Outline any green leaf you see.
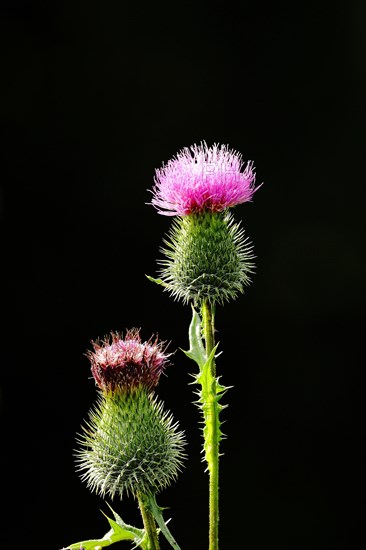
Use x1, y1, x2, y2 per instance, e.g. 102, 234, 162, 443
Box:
63, 507, 147, 550
181, 306, 207, 370
145, 275, 169, 287
146, 493, 182, 550
105, 504, 145, 540
196, 347, 217, 393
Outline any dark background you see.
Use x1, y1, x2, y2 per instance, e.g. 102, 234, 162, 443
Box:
1, 1, 365, 549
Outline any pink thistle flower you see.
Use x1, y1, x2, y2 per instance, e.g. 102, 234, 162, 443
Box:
86, 329, 170, 393
150, 141, 260, 216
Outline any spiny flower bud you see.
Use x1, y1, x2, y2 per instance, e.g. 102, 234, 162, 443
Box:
158, 210, 254, 305
76, 330, 186, 499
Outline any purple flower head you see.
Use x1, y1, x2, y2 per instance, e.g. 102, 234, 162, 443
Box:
86, 329, 170, 394
151, 141, 259, 216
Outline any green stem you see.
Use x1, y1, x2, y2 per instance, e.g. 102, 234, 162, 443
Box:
201, 299, 219, 550
137, 492, 160, 550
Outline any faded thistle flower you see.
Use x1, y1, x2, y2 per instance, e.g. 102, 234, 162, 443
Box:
76, 329, 186, 499
149, 142, 260, 306
87, 329, 169, 394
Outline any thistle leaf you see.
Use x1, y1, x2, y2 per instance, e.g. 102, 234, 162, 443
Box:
145, 275, 169, 287
183, 307, 229, 470
145, 493, 182, 550
63, 508, 147, 550
105, 504, 146, 540
181, 307, 206, 370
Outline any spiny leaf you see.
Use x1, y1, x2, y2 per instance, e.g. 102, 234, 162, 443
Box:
181, 306, 206, 369
196, 346, 218, 394
145, 275, 169, 287
105, 503, 145, 539
63, 509, 147, 550
146, 493, 182, 550
182, 308, 230, 471
216, 380, 232, 396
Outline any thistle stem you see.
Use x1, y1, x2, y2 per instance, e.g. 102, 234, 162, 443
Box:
201, 299, 219, 550
137, 492, 160, 550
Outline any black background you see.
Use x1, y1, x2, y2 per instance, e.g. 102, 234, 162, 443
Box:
1, 1, 365, 549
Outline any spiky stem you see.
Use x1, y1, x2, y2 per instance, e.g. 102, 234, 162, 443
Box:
201, 299, 219, 550
137, 492, 160, 550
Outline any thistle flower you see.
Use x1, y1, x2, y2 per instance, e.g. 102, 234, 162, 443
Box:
151, 141, 257, 216
149, 142, 260, 306
76, 329, 186, 500
86, 329, 169, 394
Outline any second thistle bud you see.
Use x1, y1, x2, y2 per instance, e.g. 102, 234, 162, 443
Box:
76, 330, 185, 499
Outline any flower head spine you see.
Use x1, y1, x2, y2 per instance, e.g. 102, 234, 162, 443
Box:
151, 141, 259, 216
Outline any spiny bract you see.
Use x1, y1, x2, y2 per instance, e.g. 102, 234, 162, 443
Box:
157, 210, 255, 305
76, 389, 186, 499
